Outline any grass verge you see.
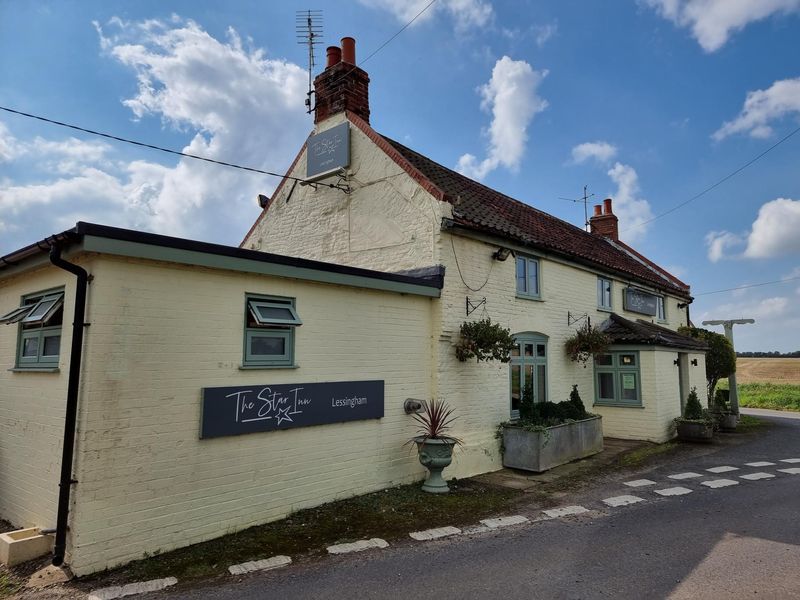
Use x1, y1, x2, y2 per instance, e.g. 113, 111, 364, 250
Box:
616, 442, 678, 468
718, 381, 800, 412
0, 569, 22, 599
82, 480, 522, 585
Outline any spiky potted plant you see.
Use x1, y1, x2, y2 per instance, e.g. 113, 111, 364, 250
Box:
407, 399, 462, 493
712, 388, 738, 432
675, 387, 714, 442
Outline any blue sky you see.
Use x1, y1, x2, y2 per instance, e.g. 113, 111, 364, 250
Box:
1, 0, 799, 351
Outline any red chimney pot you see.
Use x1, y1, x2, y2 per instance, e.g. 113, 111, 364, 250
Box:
603, 198, 613, 215
341, 37, 356, 64
593, 204, 602, 217
326, 46, 342, 68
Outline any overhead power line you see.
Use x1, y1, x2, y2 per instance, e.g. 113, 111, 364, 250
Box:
695, 275, 800, 297
622, 124, 800, 233
0, 105, 352, 190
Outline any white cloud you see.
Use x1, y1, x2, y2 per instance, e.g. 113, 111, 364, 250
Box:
699, 296, 790, 323
361, 0, 493, 31
713, 77, 800, 140
702, 198, 800, 262
533, 23, 557, 46
704, 230, 744, 262
456, 56, 547, 180
663, 264, 687, 280
571, 141, 617, 164
743, 198, 800, 258
0, 121, 20, 162
0, 17, 309, 254
606, 162, 654, 243
644, 0, 800, 52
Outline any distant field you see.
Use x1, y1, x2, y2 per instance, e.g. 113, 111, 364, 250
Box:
735, 358, 800, 385
720, 358, 800, 412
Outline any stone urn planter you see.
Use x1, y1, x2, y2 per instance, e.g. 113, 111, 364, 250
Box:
502, 415, 603, 473
676, 420, 714, 442
407, 399, 462, 493
413, 436, 458, 493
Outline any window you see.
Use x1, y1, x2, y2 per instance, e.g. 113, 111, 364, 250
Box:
509, 333, 548, 418
243, 294, 301, 367
656, 296, 666, 321
594, 351, 641, 407
1, 289, 64, 368
516, 256, 540, 298
597, 277, 612, 310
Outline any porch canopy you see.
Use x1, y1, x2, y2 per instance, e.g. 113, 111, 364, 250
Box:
601, 314, 708, 351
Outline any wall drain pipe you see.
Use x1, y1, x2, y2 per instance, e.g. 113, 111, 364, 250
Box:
49, 244, 88, 566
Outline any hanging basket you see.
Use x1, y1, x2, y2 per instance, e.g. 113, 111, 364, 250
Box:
454, 318, 514, 363
564, 322, 610, 366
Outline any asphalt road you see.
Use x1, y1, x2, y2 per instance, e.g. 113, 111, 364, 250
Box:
168, 410, 800, 600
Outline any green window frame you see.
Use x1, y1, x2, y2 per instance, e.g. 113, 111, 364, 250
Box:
594, 351, 642, 407
243, 294, 301, 367
1, 288, 65, 368
515, 256, 541, 299
597, 277, 612, 310
656, 296, 666, 322
509, 332, 548, 419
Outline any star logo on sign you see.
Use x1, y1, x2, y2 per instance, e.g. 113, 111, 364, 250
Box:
276, 406, 294, 426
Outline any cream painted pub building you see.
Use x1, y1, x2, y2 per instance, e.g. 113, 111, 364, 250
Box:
0, 37, 706, 575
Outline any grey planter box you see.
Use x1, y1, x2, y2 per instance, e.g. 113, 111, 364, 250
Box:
502, 416, 603, 473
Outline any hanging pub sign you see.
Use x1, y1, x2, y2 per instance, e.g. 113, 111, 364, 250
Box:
200, 380, 383, 439
306, 122, 350, 179
624, 287, 658, 316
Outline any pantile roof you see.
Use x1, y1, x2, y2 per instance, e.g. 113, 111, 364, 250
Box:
602, 313, 707, 350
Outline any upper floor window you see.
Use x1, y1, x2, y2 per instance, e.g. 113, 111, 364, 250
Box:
516, 256, 540, 298
597, 277, 612, 310
243, 294, 302, 367
1, 289, 64, 368
656, 296, 666, 321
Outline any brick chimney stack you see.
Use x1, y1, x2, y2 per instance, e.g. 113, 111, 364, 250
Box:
313, 37, 370, 124
589, 198, 619, 240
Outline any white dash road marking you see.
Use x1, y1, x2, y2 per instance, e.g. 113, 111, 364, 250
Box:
668, 472, 703, 480
706, 466, 739, 473
326, 538, 389, 555
780, 458, 800, 463
778, 468, 800, 475
602, 495, 645, 507
543, 506, 590, 518
739, 472, 775, 481
654, 487, 693, 496
701, 479, 739, 488
481, 515, 530, 529
461, 524, 491, 535
745, 461, 776, 467
624, 479, 657, 487
409, 526, 461, 541
88, 578, 178, 600
228, 555, 291, 575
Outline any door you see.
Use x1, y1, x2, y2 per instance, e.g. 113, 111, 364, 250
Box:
510, 333, 548, 419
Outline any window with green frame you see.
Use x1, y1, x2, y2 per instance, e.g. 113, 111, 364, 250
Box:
0, 288, 65, 368
509, 333, 548, 418
515, 255, 540, 298
243, 294, 302, 367
594, 351, 641, 407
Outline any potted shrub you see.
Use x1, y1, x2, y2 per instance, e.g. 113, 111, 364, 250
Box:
407, 399, 462, 493
501, 384, 603, 472
675, 387, 714, 442
712, 388, 738, 432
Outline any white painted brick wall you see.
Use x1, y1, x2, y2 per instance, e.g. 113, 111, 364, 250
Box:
0, 262, 86, 530
65, 257, 436, 575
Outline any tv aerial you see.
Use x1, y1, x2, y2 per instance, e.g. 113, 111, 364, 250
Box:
296, 9, 324, 115
558, 185, 595, 231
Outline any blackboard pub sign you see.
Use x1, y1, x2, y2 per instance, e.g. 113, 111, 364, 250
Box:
623, 287, 658, 317
200, 380, 384, 439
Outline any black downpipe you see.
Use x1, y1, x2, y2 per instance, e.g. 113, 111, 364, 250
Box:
48, 245, 88, 567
